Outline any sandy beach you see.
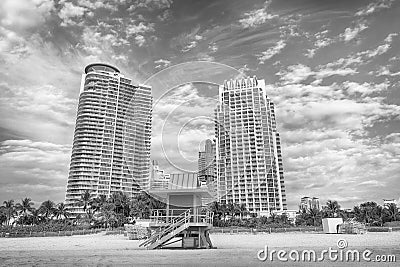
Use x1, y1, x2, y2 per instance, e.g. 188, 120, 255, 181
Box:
0, 232, 399, 266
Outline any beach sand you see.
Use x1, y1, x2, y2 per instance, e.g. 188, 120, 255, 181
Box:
0, 232, 399, 266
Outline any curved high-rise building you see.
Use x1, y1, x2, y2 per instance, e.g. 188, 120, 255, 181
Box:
215, 76, 286, 216
65, 63, 152, 214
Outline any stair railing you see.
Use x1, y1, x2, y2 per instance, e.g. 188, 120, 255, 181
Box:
140, 209, 191, 248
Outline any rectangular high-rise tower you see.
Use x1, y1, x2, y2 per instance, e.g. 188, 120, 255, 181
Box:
198, 139, 216, 184
215, 76, 286, 216
65, 63, 152, 214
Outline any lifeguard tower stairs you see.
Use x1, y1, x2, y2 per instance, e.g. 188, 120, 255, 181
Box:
139, 174, 214, 249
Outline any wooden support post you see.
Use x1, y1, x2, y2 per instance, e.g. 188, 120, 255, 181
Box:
198, 229, 201, 248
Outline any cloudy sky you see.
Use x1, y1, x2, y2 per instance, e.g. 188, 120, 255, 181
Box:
0, 0, 399, 209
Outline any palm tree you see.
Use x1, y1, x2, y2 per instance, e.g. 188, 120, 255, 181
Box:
226, 203, 236, 218
77, 190, 92, 214
100, 202, 117, 228
110, 191, 128, 215
16, 198, 34, 224
91, 195, 107, 213
209, 201, 222, 225
308, 207, 322, 226
109, 191, 132, 226
238, 203, 248, 220
16, 198, 34, 215
39, 200, 56, 220
385, 203, 399, 222
149, 195, 166, 211
268, 212, 277, 224
53, 203, 71, 220
357, 202, 382, 225
276, 213, 290, 225
3, 200, 16, 226
0, 207, 7, 225
324, 200, 341, 218
130, 192, 154, 219
30, 208, 42, 225
219, 203, 228, 221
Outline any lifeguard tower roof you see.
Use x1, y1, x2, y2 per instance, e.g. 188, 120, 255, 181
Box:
149, 172, 213, 198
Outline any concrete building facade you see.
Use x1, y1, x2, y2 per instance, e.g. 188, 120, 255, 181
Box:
215, 76, 286, 216
65, 63, 152, 213
198, 139, 216, 184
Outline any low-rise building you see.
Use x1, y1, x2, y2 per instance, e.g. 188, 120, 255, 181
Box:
383, 199, 397, 208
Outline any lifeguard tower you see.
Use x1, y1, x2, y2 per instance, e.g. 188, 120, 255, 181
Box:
139, 174, 214, 249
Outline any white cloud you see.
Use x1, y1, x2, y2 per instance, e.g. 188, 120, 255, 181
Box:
282, 131, 399, 207
356, 33, 397, 58
278, 61, 360, 85
0, 0, 54, 32
126, 22, 155, 36
355, 0, 395, 16
181, 35, 203, 52
304, 29, 332, 57
125, 22, 155, 47
128, 0, 173, 11
0, 139, 71, 203
208, 42, 218, 53
171, 26, 204, 53
271, 79, 400, 207
258, 40, 286, 64
58, 2, 88, 26
78, 27, 129, 62
269, 81, 400, 134
314, 67, 358, 79
343, 81, 389, 96
340, 23, 368, 42
313, 32, 398, 79
196, 53, 214, 61
134, 35, 146, 46
315, 40, 331, 48
0, 82, 76, 143
182, 41, 197, 52
358, 180, 385, 187
375, 66, 400, 77
158, 9, 171, 21
77, 0, 117, 11
239, 0, 277, 28
152, 83, 217, 172
0, 26, 28, 56
154, 59, 171, 69
277, 64, 313, 84
305, 48, 316, 58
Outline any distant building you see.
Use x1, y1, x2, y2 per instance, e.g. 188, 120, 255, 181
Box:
150, 160, 170, 189
198, 139, 216, 184
383, 199, 397, 208
300, 197, 320, 211
272, 210, 298, 224
215, 76, 286, 216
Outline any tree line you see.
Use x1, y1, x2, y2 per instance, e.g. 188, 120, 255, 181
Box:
295, 200, 400, 227
1, 192, 399, 229
0, 190, 165, 229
